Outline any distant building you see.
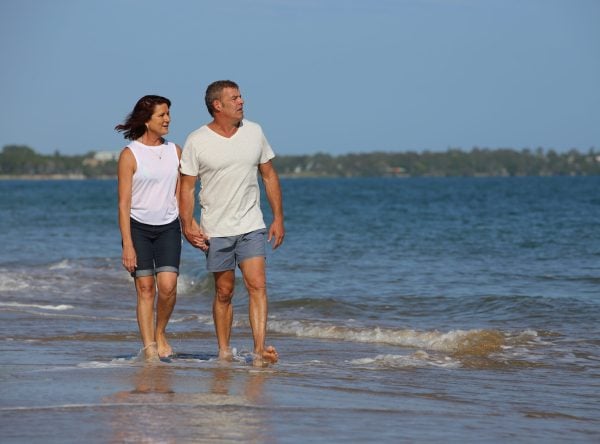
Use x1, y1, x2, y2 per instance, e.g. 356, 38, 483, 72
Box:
82, 151, 120, 167
93, 151, 120, 162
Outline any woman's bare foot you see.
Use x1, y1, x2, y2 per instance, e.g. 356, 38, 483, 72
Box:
253, 345, 278, 367
156, 334, 173, 358
218, 348, 234, 362
141, 342, 159, 362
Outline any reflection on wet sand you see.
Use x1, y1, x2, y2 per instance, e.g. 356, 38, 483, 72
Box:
105, 362, 273, 443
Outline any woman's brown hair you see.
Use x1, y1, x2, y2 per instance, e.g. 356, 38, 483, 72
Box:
115, 95, 171, 140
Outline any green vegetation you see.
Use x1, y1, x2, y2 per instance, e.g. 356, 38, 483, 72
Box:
274, 147, 600, 177
1, 144, 599, 179
0, 145, 117, 178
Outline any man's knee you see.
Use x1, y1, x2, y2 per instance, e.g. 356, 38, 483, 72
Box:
214, 271, 235, 304
215, 280, 234, 304
240, 258, 266, 294
215, 288, 234, 304
244, 276, 266, 295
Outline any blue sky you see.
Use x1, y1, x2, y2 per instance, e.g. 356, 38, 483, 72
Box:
1, 0, 598, 156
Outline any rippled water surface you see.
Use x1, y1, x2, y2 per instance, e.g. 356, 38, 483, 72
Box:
1, 177, 599, 443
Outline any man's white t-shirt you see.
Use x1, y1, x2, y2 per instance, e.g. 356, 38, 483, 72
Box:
179, 120, 275, 237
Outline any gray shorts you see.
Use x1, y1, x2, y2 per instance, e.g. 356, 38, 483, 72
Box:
205, 229, 266, 272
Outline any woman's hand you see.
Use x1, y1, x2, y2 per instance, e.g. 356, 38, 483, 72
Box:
122, 244, 137, 273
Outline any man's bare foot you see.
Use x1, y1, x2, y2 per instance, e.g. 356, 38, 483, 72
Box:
156, 334, 173, 358
253, 345, 278, 367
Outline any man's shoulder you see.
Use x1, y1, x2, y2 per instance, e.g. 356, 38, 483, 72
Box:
241, 119, 262, 131
184, 125, 218, 150
239, 119, 264, 135
186, 124, 212, 139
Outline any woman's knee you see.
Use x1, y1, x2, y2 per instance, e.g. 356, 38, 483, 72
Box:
157, 273, 177, 299
136, 278, 156, 301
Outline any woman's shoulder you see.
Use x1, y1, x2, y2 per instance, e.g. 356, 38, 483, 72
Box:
165, 140, 182, 159
119, 144, 135, 160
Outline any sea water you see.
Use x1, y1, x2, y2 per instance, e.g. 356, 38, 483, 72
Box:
0, 177, 599, 443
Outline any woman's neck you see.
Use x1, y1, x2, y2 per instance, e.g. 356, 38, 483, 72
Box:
138, 132, 163, 146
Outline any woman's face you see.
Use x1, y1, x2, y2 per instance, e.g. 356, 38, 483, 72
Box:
146, 103, 171, 136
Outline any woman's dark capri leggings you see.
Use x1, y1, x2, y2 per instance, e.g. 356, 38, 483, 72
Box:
129, 217, 182, 278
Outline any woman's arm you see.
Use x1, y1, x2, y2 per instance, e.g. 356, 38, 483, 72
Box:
117, 148, 137, 273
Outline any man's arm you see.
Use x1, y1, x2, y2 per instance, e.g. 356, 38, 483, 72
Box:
259, 160, 285, 249
179, 174, 208, 251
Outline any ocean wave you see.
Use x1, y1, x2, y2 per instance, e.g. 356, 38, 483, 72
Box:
0, 301, 74, 311
268, 319, 506, 355
48, 259, 72, 270
177, 272, 214, 296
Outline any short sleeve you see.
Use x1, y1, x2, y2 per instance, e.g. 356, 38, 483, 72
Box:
179, 137, 199, 176
259, 131, 275, 164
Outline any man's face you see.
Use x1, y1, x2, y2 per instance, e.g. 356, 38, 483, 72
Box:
216, 87, 244, 121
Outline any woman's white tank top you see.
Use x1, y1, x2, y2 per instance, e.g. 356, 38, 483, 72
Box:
127, 140, 179, 225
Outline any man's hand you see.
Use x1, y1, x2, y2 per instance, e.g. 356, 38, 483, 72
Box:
267, 218, 285, 250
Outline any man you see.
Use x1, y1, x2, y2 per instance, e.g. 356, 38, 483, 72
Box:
179, 80, 284, 366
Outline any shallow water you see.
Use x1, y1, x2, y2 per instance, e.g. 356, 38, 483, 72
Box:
1, 177, 599, 443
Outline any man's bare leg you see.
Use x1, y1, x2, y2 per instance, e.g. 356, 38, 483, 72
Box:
155, 271, 177, 358
213, 270, 235, 361
135, 276, 159, 361
240, 257, 278, 366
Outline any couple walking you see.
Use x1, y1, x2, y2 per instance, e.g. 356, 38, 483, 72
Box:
116, 80, 284, 367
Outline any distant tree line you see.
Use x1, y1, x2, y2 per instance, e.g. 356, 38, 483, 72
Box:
1, 144, 599, 178
0, 145, 117, 178
274, 147, 600, 177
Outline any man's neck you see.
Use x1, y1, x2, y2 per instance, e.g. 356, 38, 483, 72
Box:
208, 118, 242, 138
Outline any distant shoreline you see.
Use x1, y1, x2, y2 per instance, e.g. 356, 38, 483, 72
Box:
1, 173, 598, 181
3, 145, 600, 178
0, 174, 114, 180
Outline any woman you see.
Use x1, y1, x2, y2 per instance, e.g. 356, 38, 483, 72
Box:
115, 95, 182, 361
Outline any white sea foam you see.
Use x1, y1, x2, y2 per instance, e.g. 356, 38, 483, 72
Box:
0, 271, 30, 292
168, 314, 213, 324
77, 359, 135, 369
350, 351, 461, 369
48, 259, 72, 270
0, 301, 74, 311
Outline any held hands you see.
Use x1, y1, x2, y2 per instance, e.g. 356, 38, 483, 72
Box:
183, 220, 210, 252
